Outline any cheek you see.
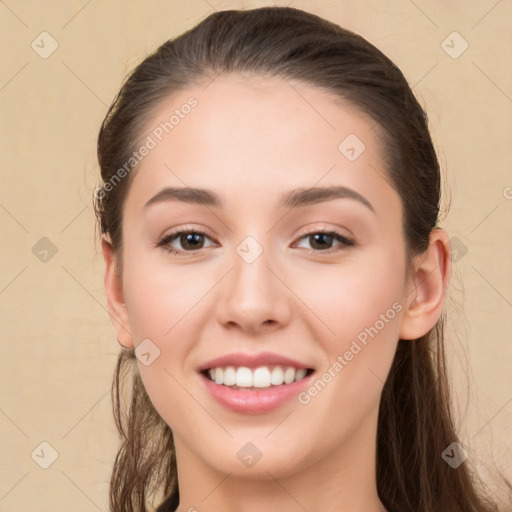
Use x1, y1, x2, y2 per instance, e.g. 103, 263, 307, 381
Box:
119, 247, 206, 411
293, 246, 406, 348
122, 245, 208, 342
293, 248, 405, 414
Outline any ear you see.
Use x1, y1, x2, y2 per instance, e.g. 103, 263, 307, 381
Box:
399, 228, 452, 340
101, 234, 134, 348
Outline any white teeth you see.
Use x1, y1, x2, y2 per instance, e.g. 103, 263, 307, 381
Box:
270, 366, 284, 385
253, 367, 271, 388
223, 366, 236, 386
236, 367, 253, 387
206, 365, 309, 388
214, 367, 224, 385
294, 368, 307, 381
283, 367, 295, 384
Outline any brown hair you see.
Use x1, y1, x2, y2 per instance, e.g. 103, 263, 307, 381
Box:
94, 6, 506, 511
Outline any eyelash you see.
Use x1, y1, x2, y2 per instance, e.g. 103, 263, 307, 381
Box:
156, 226, 355, 256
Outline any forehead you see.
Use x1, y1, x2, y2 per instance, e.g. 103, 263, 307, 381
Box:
124, 73, 398, 217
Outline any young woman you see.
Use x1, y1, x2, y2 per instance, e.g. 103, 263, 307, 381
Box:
94, 6, 506, 512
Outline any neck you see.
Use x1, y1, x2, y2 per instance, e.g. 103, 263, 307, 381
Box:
173, 412, 386, 512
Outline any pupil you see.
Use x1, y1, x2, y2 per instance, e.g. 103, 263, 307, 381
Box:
178, 233, 334, 251
183, 233, 203, 249
312, 233, 332, 250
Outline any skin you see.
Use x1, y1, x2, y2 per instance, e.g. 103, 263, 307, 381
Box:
102, 74, 451, 512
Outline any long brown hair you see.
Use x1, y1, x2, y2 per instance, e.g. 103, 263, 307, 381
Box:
94, 6, 506, 511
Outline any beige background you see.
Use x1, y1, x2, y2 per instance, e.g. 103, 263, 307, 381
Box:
1, 0, 511, 510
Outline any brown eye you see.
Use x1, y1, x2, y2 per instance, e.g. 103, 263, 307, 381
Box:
158, 230, 215, 254
178, 232, 206, 250
295, 231, 354, 254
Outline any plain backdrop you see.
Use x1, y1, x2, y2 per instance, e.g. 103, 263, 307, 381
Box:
1, 1, 511, 510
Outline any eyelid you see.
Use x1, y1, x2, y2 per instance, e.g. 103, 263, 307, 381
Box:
161, 224, 216, 240
292, 223, 354, 244
291, 229, 354, 254
157, 223, 355, 255
156, 225, 218, 252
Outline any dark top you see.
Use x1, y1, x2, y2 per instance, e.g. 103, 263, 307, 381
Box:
156, 490, 179, 512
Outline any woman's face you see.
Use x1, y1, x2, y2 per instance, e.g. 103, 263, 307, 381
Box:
107, 74, 418, 480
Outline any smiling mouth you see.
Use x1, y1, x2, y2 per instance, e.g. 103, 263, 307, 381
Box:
201, 365, 315, 389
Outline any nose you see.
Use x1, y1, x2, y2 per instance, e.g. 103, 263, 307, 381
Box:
215, 240, 292, 334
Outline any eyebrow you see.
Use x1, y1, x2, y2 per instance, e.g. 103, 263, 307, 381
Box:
144, 185, 374, 212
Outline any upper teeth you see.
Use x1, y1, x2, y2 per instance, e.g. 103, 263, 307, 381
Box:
208, 366, 308, 388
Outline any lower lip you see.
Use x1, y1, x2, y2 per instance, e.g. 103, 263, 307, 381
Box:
200, 372, 315, 414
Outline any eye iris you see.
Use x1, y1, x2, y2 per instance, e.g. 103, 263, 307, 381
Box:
181, 232, 204, 250
310, 233, 333, 250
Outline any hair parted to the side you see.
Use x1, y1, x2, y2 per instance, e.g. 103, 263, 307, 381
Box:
94, 6, 506, 512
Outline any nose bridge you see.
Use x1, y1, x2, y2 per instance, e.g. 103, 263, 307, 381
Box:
216, 233, 289, 330
232, 233, 278, 302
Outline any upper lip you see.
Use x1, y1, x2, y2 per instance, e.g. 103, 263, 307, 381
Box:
198, 352, 314, 371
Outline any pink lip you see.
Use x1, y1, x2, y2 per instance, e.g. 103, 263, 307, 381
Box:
200, 371, 315, 414
198, 351, 312, 371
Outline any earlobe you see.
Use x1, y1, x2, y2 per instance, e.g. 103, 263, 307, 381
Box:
101, 234, 134, 348
399, 228, 452, 340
